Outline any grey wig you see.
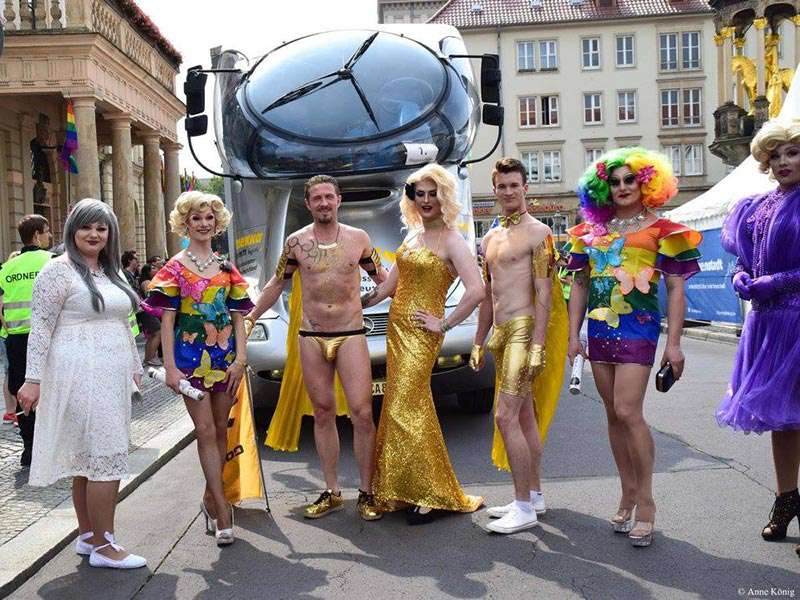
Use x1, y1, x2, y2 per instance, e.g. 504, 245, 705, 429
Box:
63, 199, 139, 313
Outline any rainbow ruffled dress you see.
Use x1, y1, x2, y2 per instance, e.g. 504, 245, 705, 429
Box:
567, 219, 701, 365
143, 258, 254, 392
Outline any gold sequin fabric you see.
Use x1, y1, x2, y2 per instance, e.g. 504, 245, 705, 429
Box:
373, 244, 483, 512
487, 315, 534, 398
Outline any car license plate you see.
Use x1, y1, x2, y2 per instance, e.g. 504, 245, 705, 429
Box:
372, 380, 386, 396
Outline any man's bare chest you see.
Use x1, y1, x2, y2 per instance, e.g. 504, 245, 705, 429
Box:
291, 238, 360, 277
486, 236, 531, 271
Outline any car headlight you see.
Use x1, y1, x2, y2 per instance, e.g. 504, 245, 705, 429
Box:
248, 323, 269, 341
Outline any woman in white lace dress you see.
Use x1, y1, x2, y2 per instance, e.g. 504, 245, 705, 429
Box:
17, 199, 146, 570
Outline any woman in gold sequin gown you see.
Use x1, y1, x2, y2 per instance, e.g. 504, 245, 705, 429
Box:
363, 164, 486, 524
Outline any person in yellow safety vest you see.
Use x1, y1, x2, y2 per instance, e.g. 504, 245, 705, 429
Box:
0, 215, 52, 467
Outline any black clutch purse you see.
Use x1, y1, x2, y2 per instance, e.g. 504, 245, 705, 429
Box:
655, 362, 676, 393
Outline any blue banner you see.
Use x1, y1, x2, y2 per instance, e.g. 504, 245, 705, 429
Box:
659, 228, 742, 324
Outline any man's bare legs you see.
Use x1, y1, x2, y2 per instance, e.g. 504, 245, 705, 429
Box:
299, 336, 340, 491
495, 391, 532, 501
592, 363, 638, 517
517, 396, 543, 493
334, 336, 376, 492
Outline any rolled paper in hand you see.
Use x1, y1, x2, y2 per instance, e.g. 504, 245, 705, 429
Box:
146, 367, 209, 402
569, 354, 585, 395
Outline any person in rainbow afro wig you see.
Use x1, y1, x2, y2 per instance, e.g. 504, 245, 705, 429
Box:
566, 146, 702, 548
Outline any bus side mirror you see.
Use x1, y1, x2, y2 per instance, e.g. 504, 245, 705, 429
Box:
480, 54, 501, 104
185, 115, 208, 137
482, 105, 503, 126
184, 66, 208, 116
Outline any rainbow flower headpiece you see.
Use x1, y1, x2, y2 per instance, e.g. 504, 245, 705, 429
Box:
576, 147, 678, 225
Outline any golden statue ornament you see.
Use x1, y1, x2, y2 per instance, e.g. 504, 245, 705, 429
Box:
731, 55, 758, 113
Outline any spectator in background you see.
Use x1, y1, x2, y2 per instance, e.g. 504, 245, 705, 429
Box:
121, 250, 140, 289
147, 255, 165, 270
137, 264, 162, 366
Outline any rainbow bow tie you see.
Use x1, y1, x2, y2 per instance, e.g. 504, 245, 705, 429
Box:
499, 211, 523, 228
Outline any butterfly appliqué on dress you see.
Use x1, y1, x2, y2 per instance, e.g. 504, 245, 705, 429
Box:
588, 284, 632, 328
613, 266, 655, 295
585, 237, 625, 275
192, 350, 227, 389
193, 289, 230, 326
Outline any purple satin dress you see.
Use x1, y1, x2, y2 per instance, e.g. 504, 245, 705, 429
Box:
716, 185, 800, 433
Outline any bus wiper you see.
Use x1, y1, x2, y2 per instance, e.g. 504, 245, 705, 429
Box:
348, 75, 380, 130
261, 71, 339, 113
344, 32, 379, 70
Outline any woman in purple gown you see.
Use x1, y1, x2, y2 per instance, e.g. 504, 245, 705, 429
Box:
717, 119, 800, 558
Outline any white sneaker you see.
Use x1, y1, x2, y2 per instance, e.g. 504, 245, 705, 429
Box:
531, 492, 547, 515
486, 501, 515, 518
75, 531, 94, 556
88, 532, 146, 569
487, 495, 546, 518
486, 505, 539, 534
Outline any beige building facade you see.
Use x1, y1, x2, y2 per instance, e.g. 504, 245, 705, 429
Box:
377, 0, 446, 23
432, 0, 728, 243
0, 0, 185, 261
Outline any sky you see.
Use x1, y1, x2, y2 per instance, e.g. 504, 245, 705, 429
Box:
135, 0, 378, 177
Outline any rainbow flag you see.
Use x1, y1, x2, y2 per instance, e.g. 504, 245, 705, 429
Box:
60, 101, 79, 174
180, 169, 196, 192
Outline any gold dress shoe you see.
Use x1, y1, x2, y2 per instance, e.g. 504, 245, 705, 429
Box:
304, 489, 343, 519
357, 490, 382, 521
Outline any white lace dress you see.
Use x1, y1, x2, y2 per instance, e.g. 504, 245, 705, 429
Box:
26, 259, 143, 486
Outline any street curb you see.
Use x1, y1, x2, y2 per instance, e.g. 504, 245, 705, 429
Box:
660, 324, 740, 346
0, 413, 196, 598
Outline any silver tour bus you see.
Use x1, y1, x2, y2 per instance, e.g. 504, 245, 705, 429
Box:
183, 25, 504, 411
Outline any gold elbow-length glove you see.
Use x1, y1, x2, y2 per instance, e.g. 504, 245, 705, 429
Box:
469, 344, 485, 371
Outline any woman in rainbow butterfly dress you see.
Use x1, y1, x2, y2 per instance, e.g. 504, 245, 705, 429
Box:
143, 191, 253, 547
566, 147, 701, 547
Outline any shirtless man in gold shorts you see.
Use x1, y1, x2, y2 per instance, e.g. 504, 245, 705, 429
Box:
246, 175, 387, 521
472, 158, 555, 534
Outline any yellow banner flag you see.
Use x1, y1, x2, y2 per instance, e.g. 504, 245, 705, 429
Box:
223, 376, 267, 506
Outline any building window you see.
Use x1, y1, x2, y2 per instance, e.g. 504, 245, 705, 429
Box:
582, 37, 600, 69
542, 151, 562, 182
659, 33, 678, 71
684, 144, 704, 175
683, 88, 702, 125
682, 31, 700, 69
663, 144, 681, 175
585, 147, 604, 167
617, 90, 636, 122
660, 89, 679, 126
521, 151, 539, 182
584, 93, 602, 124
517, 41, 536, 71
539, 40, 558, 70
519, 96, 537, 127
616, 35, 635, 67
541, 95, 559, 126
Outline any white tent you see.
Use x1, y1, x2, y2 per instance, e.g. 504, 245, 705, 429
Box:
665, 66, 800, 230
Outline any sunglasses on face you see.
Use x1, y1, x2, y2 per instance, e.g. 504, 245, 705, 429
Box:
609, 174, 637, 187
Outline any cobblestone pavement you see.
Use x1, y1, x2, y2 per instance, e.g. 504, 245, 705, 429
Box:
0, 360, 186, 546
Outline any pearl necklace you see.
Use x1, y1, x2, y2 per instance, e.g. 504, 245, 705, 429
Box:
186, 250, 217, 272
89, 267, 105, 278
608, 210, 648, 233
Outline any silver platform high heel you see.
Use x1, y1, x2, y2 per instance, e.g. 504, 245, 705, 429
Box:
611, 508, 634, 533
200, 501, 217, 535
215, 505, 235, 547
629, 521, 655, 547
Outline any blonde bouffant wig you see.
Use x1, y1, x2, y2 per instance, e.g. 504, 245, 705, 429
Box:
751, 118, 800, 173
400, 163, 462, 231
168, 191, 231, 236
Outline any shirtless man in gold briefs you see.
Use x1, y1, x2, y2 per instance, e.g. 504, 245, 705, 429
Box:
471, 157, 555, 534
246, 175, 387, 521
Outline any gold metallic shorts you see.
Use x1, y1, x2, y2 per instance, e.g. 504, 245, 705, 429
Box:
486, 315, 534, 398
299, 328, 367, 363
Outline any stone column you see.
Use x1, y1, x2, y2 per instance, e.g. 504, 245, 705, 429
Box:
18, 113, 36, 215
793, 15, 800, 70
71, 97, 101, 201
754, 17, 768, 97
714, 32, 725, 105
106, 114, 135, 251
162, 142, 182, 257
142, 133, 166, 258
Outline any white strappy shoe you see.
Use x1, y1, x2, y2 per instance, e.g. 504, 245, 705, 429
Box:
215, 505, 235, 547
88, 532, 147, 569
